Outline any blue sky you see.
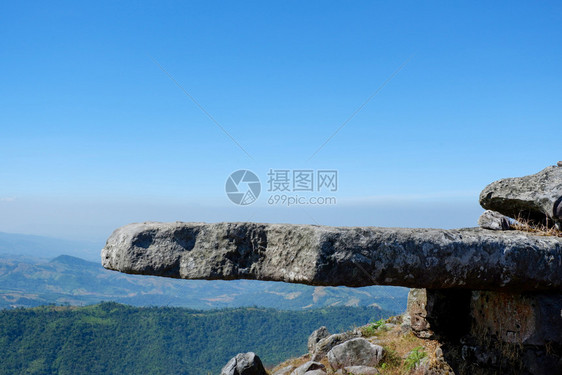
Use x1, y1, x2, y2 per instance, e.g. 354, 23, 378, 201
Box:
1, 1, 561, 245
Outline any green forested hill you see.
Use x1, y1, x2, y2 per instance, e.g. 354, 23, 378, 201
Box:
0, 302, 389, 375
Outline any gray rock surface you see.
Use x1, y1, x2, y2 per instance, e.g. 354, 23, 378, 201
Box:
291, 361, 325, 375
221, 352, 267, 375
102, 221, 562, 291
478, 210, 512, 231
400, 314, 412, 334
407, 288, 473, 342
416, 288, 562, 375
308, 326, 330, 354
480, 166, 562, 226
301, 371, 326, 375
312, 332, 360, 361
407, 288, 434, 339
272, 365, 294, 375
327, 338, 384, 370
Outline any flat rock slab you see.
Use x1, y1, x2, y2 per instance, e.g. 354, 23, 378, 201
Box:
101, 222, 562, 292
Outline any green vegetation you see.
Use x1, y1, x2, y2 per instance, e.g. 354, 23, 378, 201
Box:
361, 318, 387, 337
404, 346, 427, 371
0, 302, 389, 375
372, 318, 387, 330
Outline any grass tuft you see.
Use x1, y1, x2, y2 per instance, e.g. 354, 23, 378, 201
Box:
510, 215, 562, 237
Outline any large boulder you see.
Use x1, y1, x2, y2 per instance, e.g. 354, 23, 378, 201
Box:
327, 338, 384, 370
480, 165, 562, 227
308, 326, 330, 354
221, 352, 267, 375
312, 332, 359, 361
102, 221, 562, 292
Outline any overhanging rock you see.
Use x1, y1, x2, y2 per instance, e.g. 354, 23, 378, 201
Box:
480, 165, 562, 226
102, 221, 562, 292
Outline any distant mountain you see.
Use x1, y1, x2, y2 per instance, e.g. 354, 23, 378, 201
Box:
0, 254, 408, 312
0, 232, 101, 261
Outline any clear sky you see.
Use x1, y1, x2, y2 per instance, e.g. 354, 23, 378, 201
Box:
1, 1, 561, 245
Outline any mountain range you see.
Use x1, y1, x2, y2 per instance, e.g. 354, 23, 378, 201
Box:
0, 232, 408, 312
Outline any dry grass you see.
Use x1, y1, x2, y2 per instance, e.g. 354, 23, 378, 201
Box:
267, 354, 310, 373
375, 328, 441, 375
510, 215, 562, 237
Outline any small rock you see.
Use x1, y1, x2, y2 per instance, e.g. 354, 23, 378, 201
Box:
308, 326, 330, 354
343, 365, 380, 374
351, 327, 363, 336
384, 323, 397, 330
557, 161, 562, 167
478, 210, 511, 231
221, 352, 267, 375
327, 338, 384, 370
400, 314, 412, 334
291, 361, 326, 375
435, 346, 444, 361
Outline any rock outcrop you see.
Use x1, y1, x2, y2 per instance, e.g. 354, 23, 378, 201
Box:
308, 326, 330, 354
407, 288, 562, 374
102, 221, 562, 292
480, 165, 562, 227
102, 165, 562, 375
273, 320, 450, 375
